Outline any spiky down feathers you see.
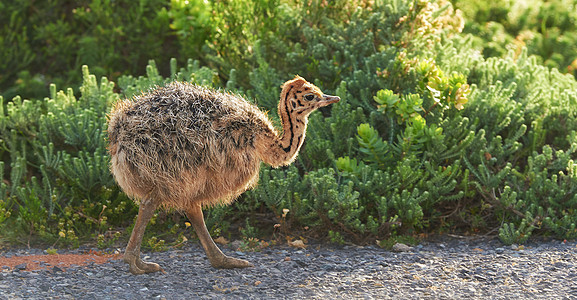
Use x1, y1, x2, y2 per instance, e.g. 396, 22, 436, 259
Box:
108, 82, 275, 208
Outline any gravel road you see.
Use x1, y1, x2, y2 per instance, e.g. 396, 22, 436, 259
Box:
1, 236, 576, 299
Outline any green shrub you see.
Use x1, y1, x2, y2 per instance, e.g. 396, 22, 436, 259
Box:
0, 0, 178, 100
454, 0, 577, 77
2, 0, 577, 247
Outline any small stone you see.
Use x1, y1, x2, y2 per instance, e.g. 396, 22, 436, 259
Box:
230, 240, 242, 249
214, 236, 229, 245
52, 266, 64, 273
293, 259, 307, 267
288, 240, 307, 249
474, 274, 487, 281
392, 243, 413, 252
14, 263, 27, 271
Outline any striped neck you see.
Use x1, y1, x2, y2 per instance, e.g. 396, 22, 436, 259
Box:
278, 84, 307, 159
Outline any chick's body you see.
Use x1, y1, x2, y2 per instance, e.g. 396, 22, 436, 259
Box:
108, 82, 275, 209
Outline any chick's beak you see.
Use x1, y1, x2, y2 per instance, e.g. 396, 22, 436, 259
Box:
318, 94, 341, 107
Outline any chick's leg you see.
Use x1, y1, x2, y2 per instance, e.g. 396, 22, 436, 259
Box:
124, 198, 164, 274
186, 203, 253, 268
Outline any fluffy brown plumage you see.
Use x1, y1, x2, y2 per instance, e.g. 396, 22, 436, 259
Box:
108, 83, 271, 208
108, 76, 339, 274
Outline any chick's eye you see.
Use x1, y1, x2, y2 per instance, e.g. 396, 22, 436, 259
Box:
304, 94, 315, 101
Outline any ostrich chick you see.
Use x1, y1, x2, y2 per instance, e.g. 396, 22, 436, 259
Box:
107, 76, 340, 274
